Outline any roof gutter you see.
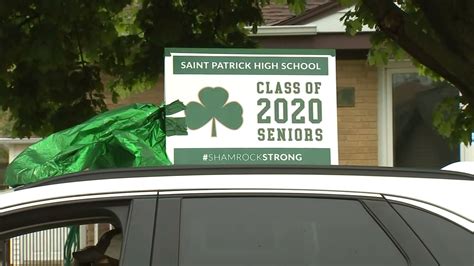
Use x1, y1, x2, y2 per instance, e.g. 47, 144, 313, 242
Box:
0, 138, 41, 145
246, 25, 317, 36
0, 138, 41, 164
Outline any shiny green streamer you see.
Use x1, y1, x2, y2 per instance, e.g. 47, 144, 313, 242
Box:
5, 101, 186, 187
64, 226, 80, 266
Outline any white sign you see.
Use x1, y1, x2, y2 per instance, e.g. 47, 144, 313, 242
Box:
165, 48, 338, 165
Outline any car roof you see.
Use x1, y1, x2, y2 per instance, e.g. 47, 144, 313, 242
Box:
442, 161, 474, 175
1, 166, 472, 230
15, 165, 474, 189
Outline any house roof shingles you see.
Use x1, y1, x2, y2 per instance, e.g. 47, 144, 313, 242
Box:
261, 0, 337, 25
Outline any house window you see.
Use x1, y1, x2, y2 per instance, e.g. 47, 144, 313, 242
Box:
391, 72, 459, 168
379, 64, 461, 168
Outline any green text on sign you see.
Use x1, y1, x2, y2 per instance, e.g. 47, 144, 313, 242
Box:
173, 56, 329, 75
174, 148, 330, 165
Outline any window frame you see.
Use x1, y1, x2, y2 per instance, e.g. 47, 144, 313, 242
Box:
377, 61, 471, 166
0, 193, 158, 266
362, 199, 438, 265
152, 191, 436, 266
385, 195, 472, 231
388, 200, 473, 265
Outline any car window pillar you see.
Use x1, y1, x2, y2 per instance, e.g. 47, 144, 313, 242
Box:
120, 197, 158, 266
362, 199, 439, 266
151, 197, 181, 266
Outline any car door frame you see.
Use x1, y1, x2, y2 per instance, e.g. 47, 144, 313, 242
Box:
0, 192, 159, 266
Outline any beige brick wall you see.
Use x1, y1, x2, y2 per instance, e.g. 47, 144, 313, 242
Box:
105, 78, 164, 109
109, 60, 380, 166
337, 60, 378, 166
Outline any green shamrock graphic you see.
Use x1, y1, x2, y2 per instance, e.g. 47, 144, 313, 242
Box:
186, 87, 243, 137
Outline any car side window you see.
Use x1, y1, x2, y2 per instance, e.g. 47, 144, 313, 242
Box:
392, 203, 473, 266
0, 197, 157, 266
4, 223, 119, 266
179, 197, 408, 266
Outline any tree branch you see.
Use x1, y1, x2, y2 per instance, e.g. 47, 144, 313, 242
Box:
361, 0, 474, 105
413, 0, 474, 64
74, 25, 87, 68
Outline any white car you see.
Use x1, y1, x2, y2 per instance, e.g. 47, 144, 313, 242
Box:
0, 166, 472, 266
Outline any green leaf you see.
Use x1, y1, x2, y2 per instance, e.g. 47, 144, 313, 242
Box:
199, 87, 229, 113
215, 102, 243, 130
185, 87, 243, 137
287, 0, 306, 14
433, 97, 473, 146
185, 102, 211, 130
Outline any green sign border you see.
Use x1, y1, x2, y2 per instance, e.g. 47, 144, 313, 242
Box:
174, 148, 331, 165
173, 55, 329, 75
166, 47, 337, 165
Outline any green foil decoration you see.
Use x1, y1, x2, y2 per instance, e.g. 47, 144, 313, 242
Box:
64, 225, 80, 266
5, 101, 186, 187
